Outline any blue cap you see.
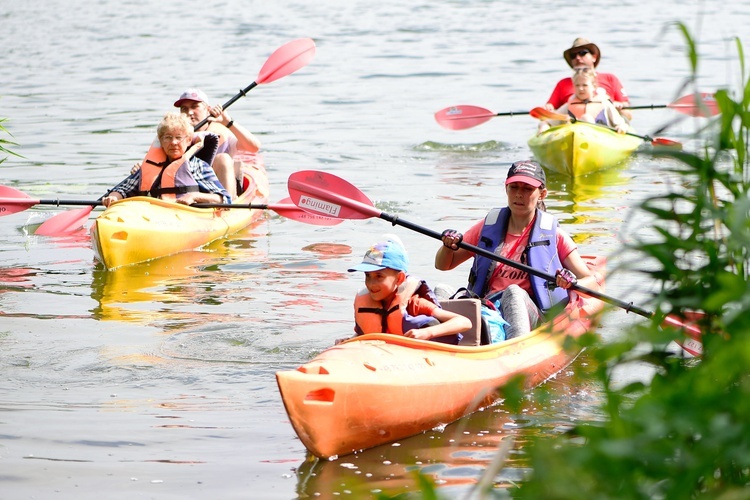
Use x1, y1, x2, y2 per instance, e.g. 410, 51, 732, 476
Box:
347, 239, 409, 273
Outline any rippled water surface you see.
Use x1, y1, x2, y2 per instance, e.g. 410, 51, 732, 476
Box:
1, 1, 748, 498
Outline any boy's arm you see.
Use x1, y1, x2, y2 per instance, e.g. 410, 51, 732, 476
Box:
403, 300, 471, 340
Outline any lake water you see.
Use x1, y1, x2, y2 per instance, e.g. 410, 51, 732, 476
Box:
1, 1, 748, 498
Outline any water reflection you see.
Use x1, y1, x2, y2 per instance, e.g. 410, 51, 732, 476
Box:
89, 220, 272, 326
545, 162, 631, 211
0, 266, 36, 294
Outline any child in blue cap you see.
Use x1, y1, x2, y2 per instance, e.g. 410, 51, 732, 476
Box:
346, 235, 470, 344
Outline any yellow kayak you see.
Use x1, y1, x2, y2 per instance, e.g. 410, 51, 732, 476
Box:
91, 152, 269, 269
528, 121, 642, 177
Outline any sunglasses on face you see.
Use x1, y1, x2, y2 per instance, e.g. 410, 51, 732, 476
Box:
572, 49, 590, 58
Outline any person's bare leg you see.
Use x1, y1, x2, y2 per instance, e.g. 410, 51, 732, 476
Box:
211, 153, 236, 200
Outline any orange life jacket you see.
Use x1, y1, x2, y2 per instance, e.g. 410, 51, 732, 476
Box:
566, 97, 606, 122
138, 137, 205, 201
353, 276, 440, 335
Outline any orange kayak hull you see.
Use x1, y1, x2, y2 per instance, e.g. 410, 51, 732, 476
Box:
277, 256, 606, 458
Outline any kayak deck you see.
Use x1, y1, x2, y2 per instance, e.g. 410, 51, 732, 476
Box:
91, 152, 269, 269
277, 256, 606, 458
528, 121, 642, 177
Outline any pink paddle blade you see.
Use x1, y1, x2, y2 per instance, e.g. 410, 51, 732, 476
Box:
270, 197, 342, 226
0, 186, 39, 215
669, 92, 719, 117
434, 105, 495, 130
256, 38, 316, 85
287, 170, 378, 220
664, 311, 705, 357
35, 205, 94, 236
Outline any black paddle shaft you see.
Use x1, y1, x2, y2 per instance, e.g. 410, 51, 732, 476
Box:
193, 81, 259, 130
37, 199, 104, 207
377, 211, 654, 319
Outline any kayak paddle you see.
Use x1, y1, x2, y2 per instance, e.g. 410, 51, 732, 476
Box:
435, 93, 718, 131
623, 92, 719, 117
0, 186, 338, 226
193, 38, 316, 130
193, 197, 341, 226
434, 105, 532, 130
529, 107, 683, 148
35, 37, 317, 237
286, 169, 703, 338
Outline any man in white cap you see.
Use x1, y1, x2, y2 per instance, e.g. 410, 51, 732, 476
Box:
543, 38, 631, 121
174, 88, 262, 199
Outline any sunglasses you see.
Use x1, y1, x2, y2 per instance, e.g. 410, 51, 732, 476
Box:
571, 49, 590, 58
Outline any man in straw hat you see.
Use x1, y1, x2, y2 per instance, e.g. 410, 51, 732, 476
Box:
543, 37, 631, 120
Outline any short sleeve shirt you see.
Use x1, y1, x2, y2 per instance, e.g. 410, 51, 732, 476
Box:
463, 217, 578, 296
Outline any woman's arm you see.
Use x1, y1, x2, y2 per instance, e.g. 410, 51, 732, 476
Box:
435, 244, 473, 270
560, 249, 602, 292
102, 170, 142, 207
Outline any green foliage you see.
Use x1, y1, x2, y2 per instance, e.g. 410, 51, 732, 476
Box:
0, 117, 23, 164
511, 27, 750, 498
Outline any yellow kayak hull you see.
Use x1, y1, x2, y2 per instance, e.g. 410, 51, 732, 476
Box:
528, 122, 642, 177
91, 153, 269, 269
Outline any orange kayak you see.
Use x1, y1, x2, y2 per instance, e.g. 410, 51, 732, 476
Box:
276, 256, 606, 459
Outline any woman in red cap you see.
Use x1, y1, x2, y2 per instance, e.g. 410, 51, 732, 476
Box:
435, 160, 602, 340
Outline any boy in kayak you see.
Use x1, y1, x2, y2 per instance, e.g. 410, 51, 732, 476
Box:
544, 37, 632, 121
435, 160, 602, 339
345, 235, 471, 344
537, 68, 629, 134
102, 112, 230, 207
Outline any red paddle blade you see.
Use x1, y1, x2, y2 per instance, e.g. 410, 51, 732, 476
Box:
651, 137, 683, 149
434, 105, 496, 130
270, 197, 342, 226
669, 92, 719, 117
35, 205, 94, 236
663, 311, 705, 357
0, 186, 39, 215
287, 170, 378, 220
529, 107, 568, 121
256, 38, 316, 85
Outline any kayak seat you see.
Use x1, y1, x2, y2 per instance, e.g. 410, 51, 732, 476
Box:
441, 298, 485, 346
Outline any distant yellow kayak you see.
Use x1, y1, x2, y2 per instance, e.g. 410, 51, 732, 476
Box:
91, 153, 269, 270
528, 121, 642, 177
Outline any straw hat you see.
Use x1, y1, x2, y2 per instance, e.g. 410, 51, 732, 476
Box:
563, 38, 601, 68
